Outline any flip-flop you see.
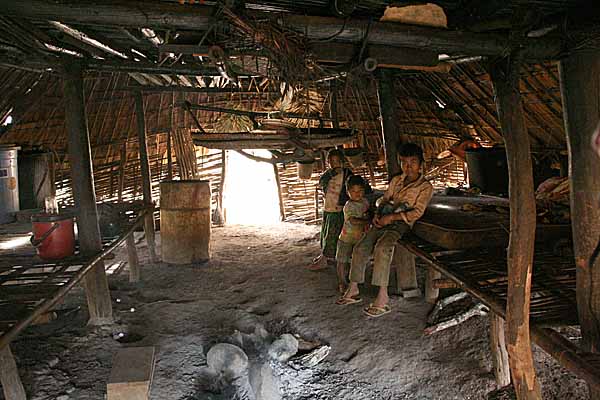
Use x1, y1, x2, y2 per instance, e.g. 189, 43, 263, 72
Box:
307, 262, 328, 271
335, 294, 363, 306
363, 303, 391, 318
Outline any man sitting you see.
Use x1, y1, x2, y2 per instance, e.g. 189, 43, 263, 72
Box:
336, 143, 434, 318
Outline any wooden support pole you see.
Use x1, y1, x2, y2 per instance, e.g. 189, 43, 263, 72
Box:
126, 232, 140, 283
330, 80, 340, 130
559, 49, 600, 399
425, 267, 442, 304
63, 60, 113, 325
273, 163, 285, 221
167, 93, 174, 181
489, 56, 541, 399
134, 90, 158, 263
376, 69, 401, 179
490, 313, 511, 387
394, 244, 421, 298
215, 150, 227, 224
117, 142, 127, 202
0, 345, 26, 400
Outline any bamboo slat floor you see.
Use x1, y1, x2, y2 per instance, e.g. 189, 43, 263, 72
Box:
399, 233, 600, 389
0, 206, 146, 349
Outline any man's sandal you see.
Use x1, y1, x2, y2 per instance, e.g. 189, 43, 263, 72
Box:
363, 304, 391, 318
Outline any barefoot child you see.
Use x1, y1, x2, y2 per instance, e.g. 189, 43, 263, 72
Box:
335, 175, 370, 293
308, 149, 354, 271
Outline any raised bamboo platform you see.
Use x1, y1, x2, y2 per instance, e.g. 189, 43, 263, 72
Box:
399, 233, 600, 390
0, 206, 147, 351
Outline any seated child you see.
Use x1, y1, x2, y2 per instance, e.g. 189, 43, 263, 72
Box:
335, 175, 370, 293
336, 143, 434, 318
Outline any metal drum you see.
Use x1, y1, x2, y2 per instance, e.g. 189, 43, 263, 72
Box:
0, 147, 20, 224
160, 180, 211, 264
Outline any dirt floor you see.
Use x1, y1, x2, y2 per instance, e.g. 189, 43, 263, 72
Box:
2, 223, 589, 399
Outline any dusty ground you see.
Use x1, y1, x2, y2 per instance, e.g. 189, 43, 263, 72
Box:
2, 223, 589, 399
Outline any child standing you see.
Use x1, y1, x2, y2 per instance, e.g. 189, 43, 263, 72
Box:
335, 175, 370, 293
308, 149, 354, 271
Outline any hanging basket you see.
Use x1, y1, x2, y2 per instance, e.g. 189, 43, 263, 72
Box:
344, 148, 365, 168
297, 159, 315, 180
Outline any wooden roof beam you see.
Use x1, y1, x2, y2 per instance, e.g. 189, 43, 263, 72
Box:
0, 0, 562, 60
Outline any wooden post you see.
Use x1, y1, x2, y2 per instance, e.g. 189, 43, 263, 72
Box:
0, 345, 26, 400
126, 232, 140, 283
330, 80, 340, 129
490, 313, 511, 387
394, 244, 421, 298
273, 163, 285, 221
376, 69, 401, 178
167, 92, 174, 180
489, 56, 541, 399
425, 267, 442, 304
559, 49, 600, 398
63, 60, 113, 325
134, 91, 158, 263
117, 142, 127, 202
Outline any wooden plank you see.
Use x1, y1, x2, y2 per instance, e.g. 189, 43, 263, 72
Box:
107, 346, 155, 400
489, 56, 541, 399
63, 60, 113, 325
0, 345, 26, 400
490, 313, 511, 387
559, 49, 600, 399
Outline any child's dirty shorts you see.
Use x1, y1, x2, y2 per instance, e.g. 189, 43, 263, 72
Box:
336, 240, 355, 263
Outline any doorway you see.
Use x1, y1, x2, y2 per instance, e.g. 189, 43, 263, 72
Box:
223, 150, 281, 225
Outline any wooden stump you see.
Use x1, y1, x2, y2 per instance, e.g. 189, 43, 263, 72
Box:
394, 244, 421, 298
0, 345, 26, 400
127, 233, 140, 283
425, 267, 442, 304
490, 313, 511, 387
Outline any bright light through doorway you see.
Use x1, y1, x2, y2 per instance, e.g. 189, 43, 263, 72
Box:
223, 150, 281, 225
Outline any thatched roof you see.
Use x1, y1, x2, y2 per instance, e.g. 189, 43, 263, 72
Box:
0, 0, 592, 210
